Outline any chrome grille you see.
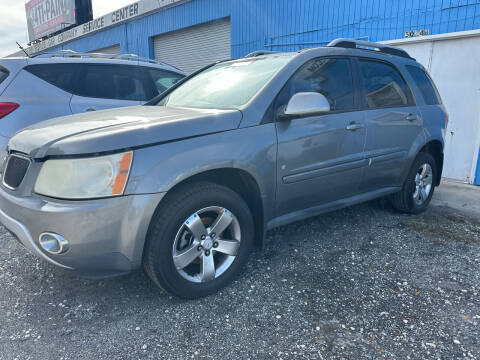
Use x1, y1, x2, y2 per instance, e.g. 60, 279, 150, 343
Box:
2, 154, 30, 190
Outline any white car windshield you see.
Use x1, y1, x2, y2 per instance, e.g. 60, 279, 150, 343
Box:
158, 56, 292, 109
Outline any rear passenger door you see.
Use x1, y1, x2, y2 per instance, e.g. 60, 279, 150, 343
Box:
357, 58, 423, 192
70, 64, 147, 113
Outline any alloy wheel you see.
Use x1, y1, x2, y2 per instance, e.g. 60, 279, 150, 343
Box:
172, 206, 241, 283
413, 163, 433, 205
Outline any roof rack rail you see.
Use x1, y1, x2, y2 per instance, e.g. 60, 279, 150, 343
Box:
245, 50, 279, 58
327, 38, 414, 60
32, 49, 182, 71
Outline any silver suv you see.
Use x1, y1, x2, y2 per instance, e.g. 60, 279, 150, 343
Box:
0, 40, 447, 299
0, 52, 184, 151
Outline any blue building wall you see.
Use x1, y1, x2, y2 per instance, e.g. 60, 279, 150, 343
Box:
476, 149, 480, 185
49, 0, 480, 184
52, 0, 480, 58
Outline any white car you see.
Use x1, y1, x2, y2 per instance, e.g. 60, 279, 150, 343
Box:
0, 51, 185, 151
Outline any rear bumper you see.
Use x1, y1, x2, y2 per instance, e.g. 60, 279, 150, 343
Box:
0, 186, 164, 277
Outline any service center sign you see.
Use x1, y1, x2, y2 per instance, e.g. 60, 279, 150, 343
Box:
28, 0, 189, 55
26, 0, 77, 42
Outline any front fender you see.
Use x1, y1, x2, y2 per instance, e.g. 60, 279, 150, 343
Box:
124, 124, 277, 222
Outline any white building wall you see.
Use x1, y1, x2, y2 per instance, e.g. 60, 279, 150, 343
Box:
385, 30, 480, 184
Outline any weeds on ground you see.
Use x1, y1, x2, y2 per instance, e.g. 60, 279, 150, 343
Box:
406, 208, 480, 245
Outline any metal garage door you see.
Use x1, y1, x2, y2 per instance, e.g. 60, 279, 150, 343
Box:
153, 18, 231, 74
90, 44, 121, 55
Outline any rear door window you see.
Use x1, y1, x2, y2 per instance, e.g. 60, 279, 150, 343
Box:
146, 69, 184, 95
24, 63, 79, 93
406, 65, 441, 105
0, 66, 9, 85
78, 64, 149, 101
359, 60, 414, 108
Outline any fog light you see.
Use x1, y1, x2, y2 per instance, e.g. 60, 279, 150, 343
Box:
39, 233, 69, 255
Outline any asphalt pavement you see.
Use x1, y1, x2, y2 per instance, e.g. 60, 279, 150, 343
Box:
0, 184, 479, 359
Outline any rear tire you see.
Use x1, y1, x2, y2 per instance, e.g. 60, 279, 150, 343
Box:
390, 152, 437, 214
143, 182, 254, 299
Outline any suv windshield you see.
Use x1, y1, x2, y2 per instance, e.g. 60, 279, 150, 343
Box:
158, 56, 292, 109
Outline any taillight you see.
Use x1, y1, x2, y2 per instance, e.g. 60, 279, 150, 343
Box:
445, 113, 449, 129
0, 103, 19, 119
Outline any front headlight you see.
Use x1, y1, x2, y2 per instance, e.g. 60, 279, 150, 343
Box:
34, 152, 133, 199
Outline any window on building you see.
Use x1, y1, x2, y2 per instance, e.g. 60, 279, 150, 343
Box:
79, 64, 148, 101
276, 57, 355, 112
359, 60, 413, 108
146, 69, 184, 96
406, 65, 441, 105
25, 64, 79, 93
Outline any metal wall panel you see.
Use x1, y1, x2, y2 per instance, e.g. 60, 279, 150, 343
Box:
386, 34, 480, 184
89, 44, 121, 55
476, 148, 480, 185
51, 23, 128, 54
49, 0, 480, 59
153, 18, 230, 73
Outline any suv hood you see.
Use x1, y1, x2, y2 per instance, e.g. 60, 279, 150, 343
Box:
8, 106, 242, 158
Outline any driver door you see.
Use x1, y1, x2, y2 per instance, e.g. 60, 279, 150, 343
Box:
275, 57, 367, 217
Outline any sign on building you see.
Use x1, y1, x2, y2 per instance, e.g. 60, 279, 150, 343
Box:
25, 0, 78, 42
405, 29, 430, 38
27, 0, 188, 55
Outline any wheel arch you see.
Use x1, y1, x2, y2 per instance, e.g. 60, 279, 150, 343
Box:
419, 139, 444, 186
403, 130, 444, 187
149, 167, 266, 250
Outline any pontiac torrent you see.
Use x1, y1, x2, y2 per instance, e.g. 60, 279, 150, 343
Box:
0, 39, 447, 298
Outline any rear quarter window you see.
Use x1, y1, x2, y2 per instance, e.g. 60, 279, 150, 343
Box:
0, 66, 9, 84
24, 63, 79, 93
78, 64, 149, 101
146, 68, 184, 96
406, 65, 442, 105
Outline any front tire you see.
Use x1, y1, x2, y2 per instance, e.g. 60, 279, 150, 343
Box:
143, 182, 254, 299
390, 152, 437, 214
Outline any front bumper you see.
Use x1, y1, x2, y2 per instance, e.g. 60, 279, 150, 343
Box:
0, 186, 164, 277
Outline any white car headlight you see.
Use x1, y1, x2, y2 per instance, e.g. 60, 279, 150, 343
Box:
34, 152, 133, 199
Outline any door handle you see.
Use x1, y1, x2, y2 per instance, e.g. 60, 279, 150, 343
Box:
86, 108, 96, 112
406, 113, 418, 122
346, 122, 365, 131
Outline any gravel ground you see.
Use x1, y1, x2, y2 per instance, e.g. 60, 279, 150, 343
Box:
0, 200, 479, 360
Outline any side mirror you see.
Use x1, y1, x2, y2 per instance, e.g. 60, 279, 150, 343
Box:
281, 92, 331, 119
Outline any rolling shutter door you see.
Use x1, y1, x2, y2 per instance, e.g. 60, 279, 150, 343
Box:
90, 44, 121, 55
153, 18, 231, 74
